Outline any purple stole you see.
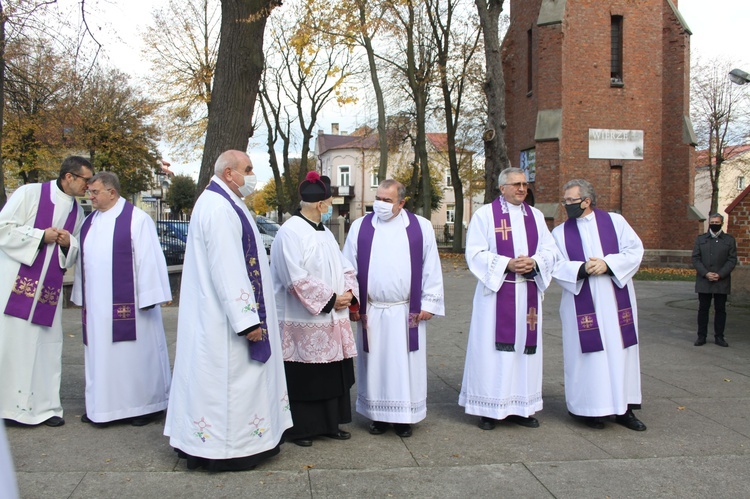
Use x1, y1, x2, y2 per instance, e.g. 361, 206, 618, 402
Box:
4, 182, 78, 326
79, 201, 137, 344
206, 181, 271, 363
491, 197, 539, 355
356, 211, 423, 353
563, 209, 638, 353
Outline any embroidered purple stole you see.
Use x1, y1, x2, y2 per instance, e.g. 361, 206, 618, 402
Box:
491, 197, 539, 355
206, 181, 271, 363
563, 209, 638, 353
5, 182, 78, 327
356, 211, 423, 353
79, 201, 137, 344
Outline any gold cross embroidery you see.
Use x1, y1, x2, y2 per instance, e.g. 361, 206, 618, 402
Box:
620, 309, 633, 323
116, 305, 132, 319
526, 307, 538, 331
494, 219, 512, 240
579, 315, 594, 329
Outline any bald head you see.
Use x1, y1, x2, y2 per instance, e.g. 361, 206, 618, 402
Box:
214, 150, 252, 176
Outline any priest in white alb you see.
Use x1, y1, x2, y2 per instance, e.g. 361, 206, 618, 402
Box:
0, 156, 92, 427
343, 179, 444, 438
165, 150, 292, 471
552, 179, 646, 431
459, 168, 560, 430
71, 171, 172, 427
270, 171, 358, 447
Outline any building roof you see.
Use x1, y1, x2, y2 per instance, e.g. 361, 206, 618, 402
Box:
317, 131, 472, 156
695, 144, 750, 168
726, 183, 750, 214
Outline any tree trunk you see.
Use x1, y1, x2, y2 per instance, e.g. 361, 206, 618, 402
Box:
358, 2, 388, 183
196, 0, 277, 196
0, 10, 7, 209
475, 0, 509, 203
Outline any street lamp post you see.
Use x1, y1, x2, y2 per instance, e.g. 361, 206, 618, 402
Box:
729, 68, 750, 86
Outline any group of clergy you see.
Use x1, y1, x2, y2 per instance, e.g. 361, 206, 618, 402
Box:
0, 153, 646, 479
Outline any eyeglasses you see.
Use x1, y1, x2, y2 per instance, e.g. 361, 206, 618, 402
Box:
70, 172, 93, 182
504, 182, 529, 190
88, 188, 112, 197
560, 197, 584, 205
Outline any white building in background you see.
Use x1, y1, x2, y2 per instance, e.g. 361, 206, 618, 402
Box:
135, 160, 174, 221
694, 144, 750, 229
315, 123, 481, 229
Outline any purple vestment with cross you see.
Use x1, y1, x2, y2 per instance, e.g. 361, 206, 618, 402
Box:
4, 181, 78, 327
491, 197, 539, 355
563, 209, 638, 354
356, 211, 423, 353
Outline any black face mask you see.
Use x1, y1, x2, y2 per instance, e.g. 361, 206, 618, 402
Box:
709, 224, 722, 234
565, 201, 585, 219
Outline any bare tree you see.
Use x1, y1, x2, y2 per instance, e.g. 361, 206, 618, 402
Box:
474, 0, 510, 203
196, 0, 281, 196
426, 0, 481, 249
258, 2, 355, 213
691, 57, 750, 214
142, 0, 220, 160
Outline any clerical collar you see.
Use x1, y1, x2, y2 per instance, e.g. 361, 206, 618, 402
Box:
294, 209, 324, 231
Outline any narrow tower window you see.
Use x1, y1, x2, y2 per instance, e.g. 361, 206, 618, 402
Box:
611, 16, 624, 86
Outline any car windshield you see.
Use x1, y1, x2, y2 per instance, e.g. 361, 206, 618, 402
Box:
256, 217, 280, 236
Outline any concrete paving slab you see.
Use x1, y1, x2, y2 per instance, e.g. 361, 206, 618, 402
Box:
309, 463, 553, 498
527, 454, 750, 499
15, 471, 85, 498
68, 470, 311, 498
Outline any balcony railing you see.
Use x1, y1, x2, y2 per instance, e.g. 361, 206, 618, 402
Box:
332, 185, 354, 197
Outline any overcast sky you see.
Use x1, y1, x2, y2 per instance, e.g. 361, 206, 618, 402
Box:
81, 0, 749, 180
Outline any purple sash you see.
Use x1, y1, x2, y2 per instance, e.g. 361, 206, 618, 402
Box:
491, 197, 539, 354
4, 182, 78, 327
79, 201, 137, 344
206, 181, 271, 363
563, 209, 638, 353
356, 211, 423, 353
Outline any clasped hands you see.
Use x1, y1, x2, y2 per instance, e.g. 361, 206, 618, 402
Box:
705, 271, 720, 282
43, 227, 72, 248
584, 257, 608, 276
507, 255, 536, 274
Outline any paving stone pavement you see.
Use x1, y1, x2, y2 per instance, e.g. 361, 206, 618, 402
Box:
5, 263, 750, 498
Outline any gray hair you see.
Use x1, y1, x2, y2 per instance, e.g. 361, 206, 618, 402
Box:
562, 178, 597, 206
497, 167, 525, 187
89, 171, 121, 194
300, 200, 318, 210
379, 179, 406, 202
708, 213, 724, 222
214, 150, 251, 176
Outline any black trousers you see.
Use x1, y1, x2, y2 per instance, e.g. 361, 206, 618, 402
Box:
697, 293, 728, 338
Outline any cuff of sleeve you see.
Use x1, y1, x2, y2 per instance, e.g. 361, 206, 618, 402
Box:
320, 293, 336, 314
238, 323, 261, 336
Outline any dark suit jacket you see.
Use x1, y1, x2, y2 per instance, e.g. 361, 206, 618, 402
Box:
692, 231, 737, 294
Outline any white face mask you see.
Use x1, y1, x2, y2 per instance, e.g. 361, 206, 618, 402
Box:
234, 174, 256, 197
373, 200, 396, 221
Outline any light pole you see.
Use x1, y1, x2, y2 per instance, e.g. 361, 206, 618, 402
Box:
728, 68, 750, 85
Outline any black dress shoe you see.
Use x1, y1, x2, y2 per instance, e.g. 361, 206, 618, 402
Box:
325, 429, 351, 440
394, 424, 412, 437
505, 415, 539, 428
81, 413, 109, 428
293, 438, 313, 447
569, 411, 604, 429
615, 410, 647, 431
715, 337, 729, 347
694, 336, 707, 346
43, 416, 65, 427
368, 421, 389, 435
131, 411, 163, 427
478, 417, 496, 431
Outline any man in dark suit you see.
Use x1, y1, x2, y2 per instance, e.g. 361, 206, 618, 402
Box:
692, 213, 737, 347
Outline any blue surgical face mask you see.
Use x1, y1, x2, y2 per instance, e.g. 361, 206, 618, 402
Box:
321, 203, 333, 223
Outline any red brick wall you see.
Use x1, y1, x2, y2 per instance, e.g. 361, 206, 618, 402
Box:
728, 198, 750, 265
503, 0, 701, 248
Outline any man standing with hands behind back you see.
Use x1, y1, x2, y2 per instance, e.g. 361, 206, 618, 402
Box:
692, 213, 737, 347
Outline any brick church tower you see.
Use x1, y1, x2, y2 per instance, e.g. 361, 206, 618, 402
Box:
502, 0, 702, 251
